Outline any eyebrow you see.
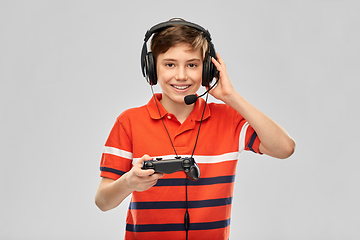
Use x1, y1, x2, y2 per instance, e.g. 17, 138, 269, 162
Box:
187, 58, 202, 62
162, 58, 201, 62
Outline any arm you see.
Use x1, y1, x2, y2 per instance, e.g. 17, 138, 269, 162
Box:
210, 53, 295, 159
95, 155, 164, 211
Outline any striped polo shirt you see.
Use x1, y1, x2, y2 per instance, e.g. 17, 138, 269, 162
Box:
100, 93, 261, 240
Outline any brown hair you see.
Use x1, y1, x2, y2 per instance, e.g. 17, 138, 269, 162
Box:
150, 23, 209, 62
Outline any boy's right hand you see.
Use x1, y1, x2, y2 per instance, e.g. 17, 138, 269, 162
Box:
124, 154, 164, 192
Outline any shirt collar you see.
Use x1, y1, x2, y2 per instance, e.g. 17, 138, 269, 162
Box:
147, 93, 210, 121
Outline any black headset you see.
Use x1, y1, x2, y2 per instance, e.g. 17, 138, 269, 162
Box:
141, 19, 218, 87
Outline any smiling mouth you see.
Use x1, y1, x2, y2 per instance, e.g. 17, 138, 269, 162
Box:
172, 85, 191, 90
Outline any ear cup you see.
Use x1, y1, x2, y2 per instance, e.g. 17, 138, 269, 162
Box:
202, 56, 216, 87
145, 52, 157, 85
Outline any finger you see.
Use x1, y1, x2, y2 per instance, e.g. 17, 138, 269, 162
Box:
152, 172, 164, 179
216, 53, 226, 70
138, 179, 159, 192
211, 57, 222, 71
139, 154, 153, 162
216, 52, 222, 62
135, 154, 153, 167
211, 56, 220, 65
148, 173, 164, 183
141, 170, 164, 179
136, 168, 155, 177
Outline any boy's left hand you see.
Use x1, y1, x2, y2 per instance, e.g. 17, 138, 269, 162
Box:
208, 53, 236, 103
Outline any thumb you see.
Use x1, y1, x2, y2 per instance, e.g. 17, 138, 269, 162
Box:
136, 154, 153, 165
136, 154, 155, 176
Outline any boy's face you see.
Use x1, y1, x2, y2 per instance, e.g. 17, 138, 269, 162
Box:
156, 43, 203, 105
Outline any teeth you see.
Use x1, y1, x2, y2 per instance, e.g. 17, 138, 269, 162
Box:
173, 85, 190, 90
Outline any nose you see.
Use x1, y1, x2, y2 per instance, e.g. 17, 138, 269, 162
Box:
175, 66, 188, 80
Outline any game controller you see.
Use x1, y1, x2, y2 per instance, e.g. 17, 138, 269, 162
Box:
141, 157, 200, 181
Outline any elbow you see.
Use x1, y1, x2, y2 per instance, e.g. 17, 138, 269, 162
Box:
95, 195, 111, 212
95, 200, 111, 212
261, 137, 296, 159
279, 138, 296, 159
95, 198, 106, 212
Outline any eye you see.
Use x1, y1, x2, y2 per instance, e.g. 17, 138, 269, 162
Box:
188, 63, 197, 68
166, 63, 175, 68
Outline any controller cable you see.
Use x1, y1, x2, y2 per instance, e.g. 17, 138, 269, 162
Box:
150, 86, 209, 240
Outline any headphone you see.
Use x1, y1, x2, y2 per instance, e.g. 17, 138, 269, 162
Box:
141, 19, 218, 87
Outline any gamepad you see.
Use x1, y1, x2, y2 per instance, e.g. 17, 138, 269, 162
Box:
142, 157, 200, 181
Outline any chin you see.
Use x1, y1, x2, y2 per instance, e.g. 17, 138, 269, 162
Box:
173, 96, 187, 104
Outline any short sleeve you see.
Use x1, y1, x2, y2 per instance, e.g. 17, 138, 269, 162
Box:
238, 120, 262, 155
100, 115, 133, 180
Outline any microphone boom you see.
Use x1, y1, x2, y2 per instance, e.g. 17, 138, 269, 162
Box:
183, 79, 219, 105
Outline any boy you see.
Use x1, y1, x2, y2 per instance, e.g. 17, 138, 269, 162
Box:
95, 19, 295, 240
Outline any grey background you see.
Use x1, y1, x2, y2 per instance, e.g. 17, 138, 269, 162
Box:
1, 0, 359, 239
